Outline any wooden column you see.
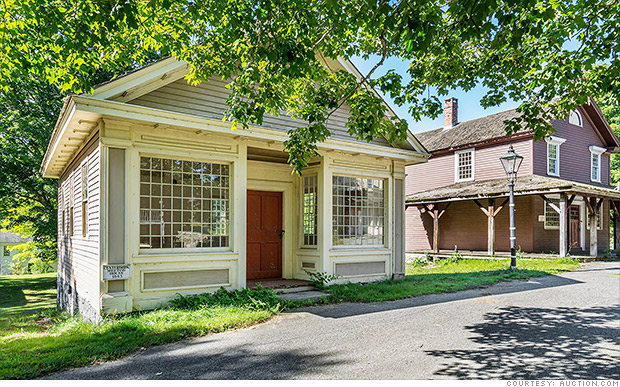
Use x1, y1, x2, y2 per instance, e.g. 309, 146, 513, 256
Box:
423, 203, 451, 253
488, 199, 495, 256
559, 193, 567, 257
585, 197, 603, 257
474, 198, 508, 256
612, 201, 620, 250
539, 194, 574, 257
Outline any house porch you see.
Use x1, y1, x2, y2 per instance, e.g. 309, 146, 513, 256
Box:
406, 175, 620, 258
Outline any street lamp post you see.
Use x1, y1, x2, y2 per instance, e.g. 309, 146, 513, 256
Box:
500, 145, 524, 270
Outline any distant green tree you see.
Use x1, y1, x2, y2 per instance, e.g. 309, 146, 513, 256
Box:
0, 57, 163, 270
0, 75, 62, 267
598, 94, 620, 185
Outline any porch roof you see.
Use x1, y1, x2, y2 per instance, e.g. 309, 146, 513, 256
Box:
406, 175, 620, 205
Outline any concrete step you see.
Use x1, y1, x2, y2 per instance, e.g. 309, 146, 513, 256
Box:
273, 286, 316, 295
277, 290, 330, 302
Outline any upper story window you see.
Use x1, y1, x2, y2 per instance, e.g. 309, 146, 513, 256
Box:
546, 136, 566, 177
589, 146, 605, 183
455, 148, 474, 182
139, 156, 230, 250
332, 176, 384, 246
568, 110, 583, 127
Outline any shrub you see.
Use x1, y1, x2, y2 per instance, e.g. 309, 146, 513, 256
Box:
170, 285, 281, 312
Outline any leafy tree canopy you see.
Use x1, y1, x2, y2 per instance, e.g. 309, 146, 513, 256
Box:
1, 0, 619, 171
0, 59, 162, 266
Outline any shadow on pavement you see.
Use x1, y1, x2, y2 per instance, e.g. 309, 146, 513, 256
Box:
45, 339, 349, 380
426, 305, 620, 379
297, 273, 583, 319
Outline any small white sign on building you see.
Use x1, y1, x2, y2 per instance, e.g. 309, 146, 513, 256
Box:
102, 265, 131, 280
538, 215, 546, 222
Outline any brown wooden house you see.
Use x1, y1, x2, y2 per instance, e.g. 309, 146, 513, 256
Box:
406, 97, 620, 257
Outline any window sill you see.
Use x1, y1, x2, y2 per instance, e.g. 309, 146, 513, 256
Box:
133, 250, 238, 264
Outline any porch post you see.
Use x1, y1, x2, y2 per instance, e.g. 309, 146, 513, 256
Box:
423, 203, 451, 254
611, 201, 619, 250
587, 197, 601, 257
432, 205, 440, 254
559, 193, 567, 257
488, 200, 495, 256
474, 198, 507, 256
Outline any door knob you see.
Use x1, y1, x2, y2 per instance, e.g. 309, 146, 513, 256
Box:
276, 229, 285, 240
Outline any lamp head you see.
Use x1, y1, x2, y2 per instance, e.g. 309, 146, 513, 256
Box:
500, 145, 524, 177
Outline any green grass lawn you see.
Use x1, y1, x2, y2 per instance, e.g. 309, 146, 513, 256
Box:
0, 275, 277, 380
0, 257, 581, 379
324, 257, 581, 303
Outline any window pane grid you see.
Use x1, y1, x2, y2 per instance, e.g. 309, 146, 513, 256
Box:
139, 157, 230, 249
548, 144, 558, 174
303, 175, 318, 246
332, 176, 384, 246
458, 152, 472, 180
591, 153, 600, 181
544, 200, 559, 228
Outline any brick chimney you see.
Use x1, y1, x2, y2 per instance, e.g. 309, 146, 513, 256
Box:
444, 97, 458, 129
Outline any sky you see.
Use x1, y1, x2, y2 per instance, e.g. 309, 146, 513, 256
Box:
350, 55, 521, 134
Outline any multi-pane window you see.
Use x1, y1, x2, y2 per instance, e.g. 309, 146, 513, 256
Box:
591, 153, 600, 182
590, 146, 605, 183
332, 176, 384, 246
139, 157, 230, 249
547, 143, 559, 175
546, 137, 565, 176
455, 149, 474, 182
302, 175, 318, 246
544, 200, 560, 229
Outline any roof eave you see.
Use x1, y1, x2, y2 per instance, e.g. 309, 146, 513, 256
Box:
40, 97, 77, 177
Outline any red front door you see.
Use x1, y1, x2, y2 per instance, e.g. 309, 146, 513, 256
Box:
247, 190, 283, 280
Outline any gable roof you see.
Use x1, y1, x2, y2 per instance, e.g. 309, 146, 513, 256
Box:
415, 99, 620, 154
41, 57, 429, 178
91, 56, 427, 153
415, 109, 526, 153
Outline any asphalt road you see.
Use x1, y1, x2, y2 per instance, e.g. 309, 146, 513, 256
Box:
46, 261, 620, 380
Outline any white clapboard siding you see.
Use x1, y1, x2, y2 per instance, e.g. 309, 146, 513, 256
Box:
57, 138, 101, 312
129, 77, 393, 147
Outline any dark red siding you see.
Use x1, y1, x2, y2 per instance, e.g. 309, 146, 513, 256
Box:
532, 108, 611, 187
406, 137, 533, 195
406, 196, 534, 253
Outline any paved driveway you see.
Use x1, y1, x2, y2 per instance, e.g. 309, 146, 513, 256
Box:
47, 262, 620, 379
